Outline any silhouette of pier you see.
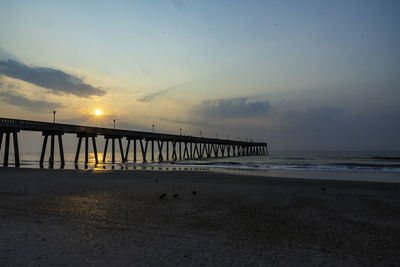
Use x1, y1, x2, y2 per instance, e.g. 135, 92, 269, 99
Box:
0, 117, 268, 168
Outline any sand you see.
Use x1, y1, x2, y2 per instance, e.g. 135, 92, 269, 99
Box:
1, 168, 400, 266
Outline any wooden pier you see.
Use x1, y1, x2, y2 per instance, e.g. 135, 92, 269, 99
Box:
0, 117, 268, 168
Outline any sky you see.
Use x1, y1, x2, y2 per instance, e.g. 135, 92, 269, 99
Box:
0, 0, 399, 151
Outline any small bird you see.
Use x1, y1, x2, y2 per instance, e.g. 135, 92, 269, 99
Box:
192, 190, 197, 195
173, 194, 180, 199
159, 193, 167, 199
321, 187, 327, 192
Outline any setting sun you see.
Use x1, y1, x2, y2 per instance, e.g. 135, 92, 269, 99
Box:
94, 109, 102, 116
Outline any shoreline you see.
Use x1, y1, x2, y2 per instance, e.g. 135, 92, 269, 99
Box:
6, 164, 400, 184
1, 168, 400, 265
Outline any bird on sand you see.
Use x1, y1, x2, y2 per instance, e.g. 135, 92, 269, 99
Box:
159, 193, 167, 199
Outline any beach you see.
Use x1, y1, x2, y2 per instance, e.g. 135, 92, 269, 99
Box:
1, 168, 400, 266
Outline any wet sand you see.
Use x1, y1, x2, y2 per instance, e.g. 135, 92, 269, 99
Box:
1, 168, 400, 266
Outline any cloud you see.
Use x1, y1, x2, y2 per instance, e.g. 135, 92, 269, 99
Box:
282, 106, 344, 129
138, 83, 184, 102
0, 46, 19, 61
196, 97, 271, 118
171, 0, 186, 13
0, 59, 105, 97
263, 105, 400, 150
158, 116, 213, 127
0, 91, 64, 112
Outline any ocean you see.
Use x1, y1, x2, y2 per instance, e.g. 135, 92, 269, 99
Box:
1, 150, 399, 173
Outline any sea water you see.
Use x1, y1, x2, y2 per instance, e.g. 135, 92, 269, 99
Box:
1, 149, 399, 173
169, 151, 400, 173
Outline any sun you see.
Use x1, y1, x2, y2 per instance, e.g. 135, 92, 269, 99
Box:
94, 109, 103, 116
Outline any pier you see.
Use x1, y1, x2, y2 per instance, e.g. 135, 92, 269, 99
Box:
0, 117, 268, 168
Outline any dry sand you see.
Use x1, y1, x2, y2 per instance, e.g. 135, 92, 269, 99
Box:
1, 168, 400, 266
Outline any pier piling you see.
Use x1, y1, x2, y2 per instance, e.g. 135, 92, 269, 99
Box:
4, 132, 10, 167
75, 133, 97, 166
140, 139, 148, 162
166, 141, 169, 161
0, 129, 20, 167
40, 130, 63, 168
103, 135, 123, 164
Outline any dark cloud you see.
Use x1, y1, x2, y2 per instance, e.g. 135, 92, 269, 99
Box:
265, 106, 400, 150
282, 106, 344, 129
0, 59, 105, 97
0, 91, 64, 112
197, 97, 271, 118
274, 106, 346, 149
138, 83, 184, 102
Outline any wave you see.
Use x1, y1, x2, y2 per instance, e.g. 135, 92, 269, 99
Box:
332, 162, 400, 168
281, 157, 313, 160
369, 156, 400, 161
123, 161, 400, 173
259, 164, 400, 173
12, 154, 400, 173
